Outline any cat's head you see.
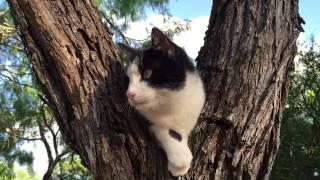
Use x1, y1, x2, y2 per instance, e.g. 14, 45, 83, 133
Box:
118, 27, 195, 110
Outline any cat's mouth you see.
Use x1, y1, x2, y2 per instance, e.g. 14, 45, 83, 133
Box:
129, 99, 148, 106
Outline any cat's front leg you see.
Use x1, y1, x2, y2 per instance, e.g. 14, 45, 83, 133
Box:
150, 125, 192, 176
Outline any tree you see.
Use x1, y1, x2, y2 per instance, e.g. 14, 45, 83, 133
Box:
271, 40, 320, 180
0, 4, 92, 179
6, 0, 303, 179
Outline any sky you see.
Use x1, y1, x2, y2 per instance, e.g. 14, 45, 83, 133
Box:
167, 0, 212, 19
167, 0, 320, 38
14, 0, 320, 177
299, 0, 320, 38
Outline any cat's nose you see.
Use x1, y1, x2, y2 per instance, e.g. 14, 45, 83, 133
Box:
126, 91, 136, 100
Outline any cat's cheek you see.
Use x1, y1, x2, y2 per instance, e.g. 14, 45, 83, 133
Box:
143, 90, 157, 104
139, 83, 156, 97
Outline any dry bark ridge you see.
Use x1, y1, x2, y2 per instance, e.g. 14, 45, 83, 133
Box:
7, 0, 302, 179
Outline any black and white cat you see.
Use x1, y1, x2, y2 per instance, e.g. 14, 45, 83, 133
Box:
118, 28, 205, 176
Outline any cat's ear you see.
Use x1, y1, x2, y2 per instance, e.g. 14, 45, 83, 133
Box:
151, 27, 175, 58
118, 43, 139, 60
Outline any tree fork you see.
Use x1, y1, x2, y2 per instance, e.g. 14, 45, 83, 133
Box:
8, 0, 302, 179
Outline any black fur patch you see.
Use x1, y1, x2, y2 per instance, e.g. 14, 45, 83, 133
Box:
121, 28, 196, 90
137, 45, 195, 90
169, 129, 182, 142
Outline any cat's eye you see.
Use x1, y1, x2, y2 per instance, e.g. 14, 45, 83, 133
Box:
143, 69, 152, 79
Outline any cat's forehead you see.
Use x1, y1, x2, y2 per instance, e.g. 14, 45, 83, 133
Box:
128, 49, 171, 74
128, 50, 158, 68
132, 55, 141, 65
141, 49, 167, 66
127, 60, 140, 76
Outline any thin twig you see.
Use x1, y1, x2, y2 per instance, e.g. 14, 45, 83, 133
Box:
101, 13, 129, 45
4, 130, 41, 142
0, 72, 35, 89
42, 106, 59, 156
100, 12, 150, 44
37, 106, 54, 165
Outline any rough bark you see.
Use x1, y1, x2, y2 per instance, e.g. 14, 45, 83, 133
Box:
193, 0, 301, 179
7, 0, 302, 179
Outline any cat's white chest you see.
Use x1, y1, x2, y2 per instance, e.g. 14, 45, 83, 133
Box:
139, 72, 205, 135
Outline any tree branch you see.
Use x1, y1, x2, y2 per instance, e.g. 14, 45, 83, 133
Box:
37, 114, 54, 166
0, 72, 35, 89
42, 106, 59, 156
4, 130, 41, 142
100, 12, 150, 45
100, 12, 129, 45
43, 150, 71, 180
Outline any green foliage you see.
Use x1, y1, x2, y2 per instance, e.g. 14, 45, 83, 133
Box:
100, 0, 169, 21
0, 161, 14, 179
271, 39, 320, 179
0, 9, 13, 24
0, 161, 40, 180
92, 0, 103, 7
15, 167, 39, 180
96, 0, 190, 47
52, 154, 92, 180
0, 46, 36, 173
0, 1, 16, 46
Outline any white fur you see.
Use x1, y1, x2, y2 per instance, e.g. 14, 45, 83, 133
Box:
127, 60, 205, 176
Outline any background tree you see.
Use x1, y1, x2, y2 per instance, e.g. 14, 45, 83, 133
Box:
0, 3, 36, 176
271, 40, 320, 180
6, 0, 303, 179
1, 1, 92, 179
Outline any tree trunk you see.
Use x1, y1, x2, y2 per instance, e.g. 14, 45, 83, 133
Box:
7, 0, 302, 179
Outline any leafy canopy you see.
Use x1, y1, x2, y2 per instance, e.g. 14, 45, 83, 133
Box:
271, 39, 320, 179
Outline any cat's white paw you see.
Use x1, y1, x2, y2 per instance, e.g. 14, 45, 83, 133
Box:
167, 150, 192, 176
